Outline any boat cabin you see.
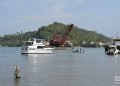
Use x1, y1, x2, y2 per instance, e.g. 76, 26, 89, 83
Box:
105, 38, 120, 55
21, 38, 54, 54
112, 38, 120, 50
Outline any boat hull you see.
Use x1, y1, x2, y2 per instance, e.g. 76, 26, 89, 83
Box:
21, 48, 54, 54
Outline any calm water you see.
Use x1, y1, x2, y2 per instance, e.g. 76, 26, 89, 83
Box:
0, 47, 120, 86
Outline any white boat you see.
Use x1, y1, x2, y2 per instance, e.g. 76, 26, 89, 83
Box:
21, 38, 55, 54
105, 38, 120, 55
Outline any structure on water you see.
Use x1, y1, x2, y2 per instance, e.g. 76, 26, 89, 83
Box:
49, 24, 74, 47
14, 66, 20, 78
104, 38, 120, 55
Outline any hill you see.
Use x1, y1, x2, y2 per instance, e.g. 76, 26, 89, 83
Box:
0, 22, 110, 47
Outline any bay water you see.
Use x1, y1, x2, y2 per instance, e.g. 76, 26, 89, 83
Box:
0, 47, 120, 86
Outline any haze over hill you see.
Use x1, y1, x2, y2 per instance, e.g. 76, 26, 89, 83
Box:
0, 22, 110, 47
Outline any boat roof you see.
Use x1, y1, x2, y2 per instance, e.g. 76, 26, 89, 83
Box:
23, 38, 44, 42
112, 38, 120, 41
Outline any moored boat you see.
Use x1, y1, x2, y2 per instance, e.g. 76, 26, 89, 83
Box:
21, 38, 55, 54
104, 38, 120, 55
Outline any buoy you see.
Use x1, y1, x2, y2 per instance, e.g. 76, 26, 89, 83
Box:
14, 66, 20, 78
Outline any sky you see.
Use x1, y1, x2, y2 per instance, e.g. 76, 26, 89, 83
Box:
0, 0, 120, 37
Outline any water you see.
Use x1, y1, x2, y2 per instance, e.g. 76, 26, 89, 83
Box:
0, 47, 120, 86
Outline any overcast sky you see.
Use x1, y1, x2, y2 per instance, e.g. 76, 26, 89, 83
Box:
0, 0, 120, 37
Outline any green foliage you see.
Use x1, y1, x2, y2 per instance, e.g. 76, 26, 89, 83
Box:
0, 22, 110, 47
0, 31, 36, 46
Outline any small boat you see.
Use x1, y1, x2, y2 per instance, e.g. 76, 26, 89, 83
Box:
72, 47, 84, 53
21, 38, 55, 54
105, 45, 119, 55
104, 38, 120, 55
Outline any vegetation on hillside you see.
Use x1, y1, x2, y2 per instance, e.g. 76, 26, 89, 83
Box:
0, 22, 110, 47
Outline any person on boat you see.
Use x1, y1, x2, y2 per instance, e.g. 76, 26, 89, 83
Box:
14, 66, 20, 78
80, 48, 81, 53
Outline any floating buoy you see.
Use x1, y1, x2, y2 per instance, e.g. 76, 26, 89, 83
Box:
14, 66, 20, 78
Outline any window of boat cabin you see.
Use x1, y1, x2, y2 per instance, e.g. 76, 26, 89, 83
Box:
37, 46, 44, 49
36, 39, 43, 43
26, 42, 33, 46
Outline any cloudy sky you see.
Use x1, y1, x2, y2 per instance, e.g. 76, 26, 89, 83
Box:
0, 0, 120, 37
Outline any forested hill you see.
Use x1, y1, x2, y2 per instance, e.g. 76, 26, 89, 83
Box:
0, 22, 110, 46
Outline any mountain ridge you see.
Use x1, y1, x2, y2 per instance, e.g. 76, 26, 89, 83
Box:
0, 22, 110, 46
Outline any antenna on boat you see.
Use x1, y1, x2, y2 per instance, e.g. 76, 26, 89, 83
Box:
116, 32, 119, 38
112, 32, 120, 39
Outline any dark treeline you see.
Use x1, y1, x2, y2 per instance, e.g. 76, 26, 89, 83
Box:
0, 22, 110, 47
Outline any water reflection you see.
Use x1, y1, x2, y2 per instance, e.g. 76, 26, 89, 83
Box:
14, 78, 20, 86
24, 54, 53, 65
22, 54, 52, 58
114, 55, 120, 75
114, 55, 120, 62
21, 54, 53, 76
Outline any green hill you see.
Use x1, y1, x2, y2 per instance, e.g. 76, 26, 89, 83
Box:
0, 22, 110, 47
